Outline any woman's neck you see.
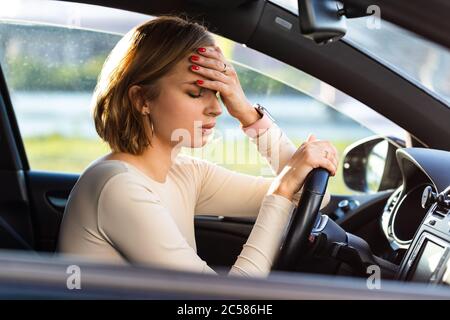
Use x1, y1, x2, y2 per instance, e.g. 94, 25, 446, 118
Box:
139, 137, 182, 183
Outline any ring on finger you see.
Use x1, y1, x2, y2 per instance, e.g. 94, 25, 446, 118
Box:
221, 62, 227, 74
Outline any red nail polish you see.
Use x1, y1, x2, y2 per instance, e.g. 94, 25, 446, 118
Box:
197, 79, 204, 85
198, 47, 206, 53
191, 65, 200, 71
190, 55, 199, 61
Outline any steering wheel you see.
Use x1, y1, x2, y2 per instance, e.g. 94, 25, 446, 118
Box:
273, 168, 330, 272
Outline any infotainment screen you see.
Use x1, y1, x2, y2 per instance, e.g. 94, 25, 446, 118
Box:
409, 239, 446, 283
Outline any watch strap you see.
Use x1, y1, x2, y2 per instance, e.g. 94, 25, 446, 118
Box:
242, 104, 274, 139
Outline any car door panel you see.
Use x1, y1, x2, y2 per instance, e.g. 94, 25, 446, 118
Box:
25, 171, 77, 251
195, 217, 252, 271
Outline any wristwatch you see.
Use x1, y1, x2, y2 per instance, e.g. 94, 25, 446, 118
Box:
254, 103, 275, 123
242, 103, 275, 138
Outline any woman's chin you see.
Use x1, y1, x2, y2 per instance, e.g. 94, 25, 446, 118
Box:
191, 137, 209, 148
197, 131, 217, 147
189, 128, 214, 147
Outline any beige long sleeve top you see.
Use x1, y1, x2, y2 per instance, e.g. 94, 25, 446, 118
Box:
57, 122, 330, 277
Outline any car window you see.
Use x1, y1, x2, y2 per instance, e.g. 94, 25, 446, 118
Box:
0, 0, 148, 173
346, 18, 450, 106
0, 0, 406, 195
0, 22, 117, 172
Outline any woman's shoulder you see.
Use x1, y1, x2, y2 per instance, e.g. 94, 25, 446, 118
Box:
82, 159, 131, 182
76, 160, 163, 208
76, 159, 152, 196
77, 154, 215, 195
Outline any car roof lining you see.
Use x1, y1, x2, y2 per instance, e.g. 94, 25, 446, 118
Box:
342, 0, 450, 51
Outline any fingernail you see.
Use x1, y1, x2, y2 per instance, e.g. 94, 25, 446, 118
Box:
196, 79, 204, 85
198, 47, 206, 53
191, 65, 200, 71
190, 55, 199, 61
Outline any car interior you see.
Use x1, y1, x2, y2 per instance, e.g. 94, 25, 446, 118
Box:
0, 0, 449, 291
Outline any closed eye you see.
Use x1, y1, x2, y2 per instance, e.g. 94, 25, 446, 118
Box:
188, 87, 203, 98
188, 92, 202, 98
186, 88, 219, 99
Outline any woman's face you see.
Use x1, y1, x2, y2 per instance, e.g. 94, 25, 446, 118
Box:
147, 54, 222, 149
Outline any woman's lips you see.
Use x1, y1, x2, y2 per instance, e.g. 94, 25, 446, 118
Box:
200, 123, 215, 135
201, 123, 215, 129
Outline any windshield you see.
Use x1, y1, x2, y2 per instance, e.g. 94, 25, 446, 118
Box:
270, 0, 450, 106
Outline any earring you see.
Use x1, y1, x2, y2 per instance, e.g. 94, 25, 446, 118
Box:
148, 116, 154, 140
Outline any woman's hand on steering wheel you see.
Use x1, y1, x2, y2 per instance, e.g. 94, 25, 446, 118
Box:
271, 134, 338, 201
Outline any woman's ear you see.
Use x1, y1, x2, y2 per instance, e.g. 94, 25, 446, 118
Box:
128, 85, 150, 115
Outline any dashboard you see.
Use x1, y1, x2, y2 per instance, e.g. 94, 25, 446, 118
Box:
380, 148, 450, 284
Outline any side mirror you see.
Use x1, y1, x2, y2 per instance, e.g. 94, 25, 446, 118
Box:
342, 136, 404, 193
298, 0, 347, 44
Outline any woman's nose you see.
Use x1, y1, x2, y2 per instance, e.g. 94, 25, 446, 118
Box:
206, 98, 222, 117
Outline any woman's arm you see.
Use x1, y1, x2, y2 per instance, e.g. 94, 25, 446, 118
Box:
241, 109, 297, 175
243, 112, 331, 207
195, 112, 330, 217
98, 173, 214, 273
98, 172, 294, 277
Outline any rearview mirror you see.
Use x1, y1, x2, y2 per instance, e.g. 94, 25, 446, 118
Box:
342, 136, 404, 193
298, 0, 347, 44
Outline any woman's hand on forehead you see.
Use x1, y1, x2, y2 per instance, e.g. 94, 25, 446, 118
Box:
188, 45, 254, 120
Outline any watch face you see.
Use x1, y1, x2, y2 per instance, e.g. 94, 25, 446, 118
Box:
256, 104, 275, 122
256, 106, 264, 117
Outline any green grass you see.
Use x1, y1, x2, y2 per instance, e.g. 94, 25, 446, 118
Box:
24, 134, 110, 173
23, 135, 353, 194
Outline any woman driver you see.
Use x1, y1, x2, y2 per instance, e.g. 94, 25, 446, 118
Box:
57, 15, 338, 277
